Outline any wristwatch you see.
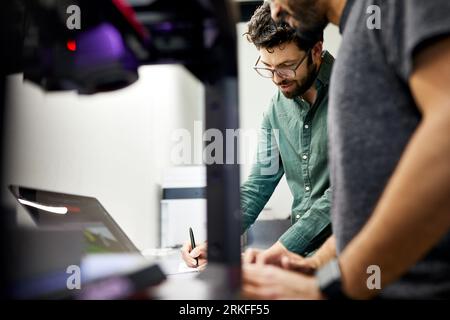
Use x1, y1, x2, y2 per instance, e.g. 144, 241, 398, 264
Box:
315, 258, 350, 299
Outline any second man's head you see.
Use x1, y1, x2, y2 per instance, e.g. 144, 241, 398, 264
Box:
247, 2, 323, 99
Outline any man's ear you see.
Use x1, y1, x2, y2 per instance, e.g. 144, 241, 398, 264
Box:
312, 41, 323, 62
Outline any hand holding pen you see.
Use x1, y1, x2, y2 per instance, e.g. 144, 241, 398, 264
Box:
181, 228, 208, 269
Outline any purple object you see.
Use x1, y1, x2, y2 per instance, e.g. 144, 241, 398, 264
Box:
75, 22, 137, 70
68, 22, 139, 93
155, 22, 175, 32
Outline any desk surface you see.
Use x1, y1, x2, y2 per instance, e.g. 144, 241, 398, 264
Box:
141, 249, 240, 299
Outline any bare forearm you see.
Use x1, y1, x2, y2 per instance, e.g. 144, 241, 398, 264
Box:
339, 108, 450, 299
311, 235, 336, 267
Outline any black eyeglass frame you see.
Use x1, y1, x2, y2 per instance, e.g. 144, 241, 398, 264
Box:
253, 49, 311, 79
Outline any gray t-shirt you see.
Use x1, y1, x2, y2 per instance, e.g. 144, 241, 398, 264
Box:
330, 0, 450, 298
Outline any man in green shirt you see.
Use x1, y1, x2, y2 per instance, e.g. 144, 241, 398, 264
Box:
182, 2, 333, 268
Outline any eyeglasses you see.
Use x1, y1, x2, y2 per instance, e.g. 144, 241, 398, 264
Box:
253, 50, 311, 79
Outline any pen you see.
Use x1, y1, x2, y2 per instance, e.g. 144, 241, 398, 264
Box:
189, 227, 198, 266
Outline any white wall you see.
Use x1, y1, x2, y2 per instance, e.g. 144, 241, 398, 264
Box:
237, 22, 341, 220
2, 65, 204, 250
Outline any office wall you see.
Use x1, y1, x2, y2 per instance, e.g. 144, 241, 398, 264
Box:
237, 22, 341, 220
2, 65, 204, 250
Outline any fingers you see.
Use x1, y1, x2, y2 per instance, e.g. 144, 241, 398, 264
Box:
181, 242, 207, 267
281, 255, 291, 269
181, 240, 191, 254
255, 251, 272, 265
242, 263, 320, 300
254, 241, 289, 266
243, 248, 262, 264
189, 247, 201, 258
181, 241, 205, 267
190, 242, 207, 258
242, 264, 282, 299
290, 263, 316, 275
197, 261, 207, 271
184, 256, 198, 268
242, 264, 276, 286
280, 253, 304, 269
243, 247, 284, 266
280, 255, 317, 275
255, 249, 285, 266
242, 265, 265, 288
242, 283, 279, 300
194, 257, 207, 268
181, 241, 197, 267
284, 250, 305, 262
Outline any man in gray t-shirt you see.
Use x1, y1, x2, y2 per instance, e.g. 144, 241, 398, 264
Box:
242, 0, 450, 299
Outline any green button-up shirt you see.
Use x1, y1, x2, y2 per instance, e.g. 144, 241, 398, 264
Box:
241, 51, 334, 255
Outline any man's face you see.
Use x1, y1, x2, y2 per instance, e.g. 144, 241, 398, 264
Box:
259, 42, 318, 99
270, 0, 329, 40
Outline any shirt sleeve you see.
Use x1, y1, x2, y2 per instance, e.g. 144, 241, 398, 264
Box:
389, 0, 450, 82
279, 188, 332, 255
240, 105, 284, 233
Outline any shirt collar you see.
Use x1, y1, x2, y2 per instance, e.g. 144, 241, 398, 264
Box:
315, 50, 334, 88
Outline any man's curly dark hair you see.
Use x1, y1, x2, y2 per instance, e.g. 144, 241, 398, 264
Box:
245, 1, 322, 52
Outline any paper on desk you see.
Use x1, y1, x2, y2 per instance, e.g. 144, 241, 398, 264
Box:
176, 262, 199, 274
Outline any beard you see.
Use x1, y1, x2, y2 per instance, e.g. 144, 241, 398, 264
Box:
277, 61, 319, 99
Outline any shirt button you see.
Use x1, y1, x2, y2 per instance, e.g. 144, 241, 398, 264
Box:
305, 186, 310, 191
296, 214, 300, 219
302, 154, 308, 160
304, 124, 309, 129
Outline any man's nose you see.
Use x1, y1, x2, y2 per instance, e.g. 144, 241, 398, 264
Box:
270, 1, 283, 22
273, 72, 284, 84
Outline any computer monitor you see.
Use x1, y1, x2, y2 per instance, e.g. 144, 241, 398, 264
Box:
9, 185, 140, 254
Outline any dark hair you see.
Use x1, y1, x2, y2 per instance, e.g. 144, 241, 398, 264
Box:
245, 2, 322, 52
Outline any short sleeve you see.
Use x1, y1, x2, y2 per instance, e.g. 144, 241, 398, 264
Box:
399, 0, 450, 81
